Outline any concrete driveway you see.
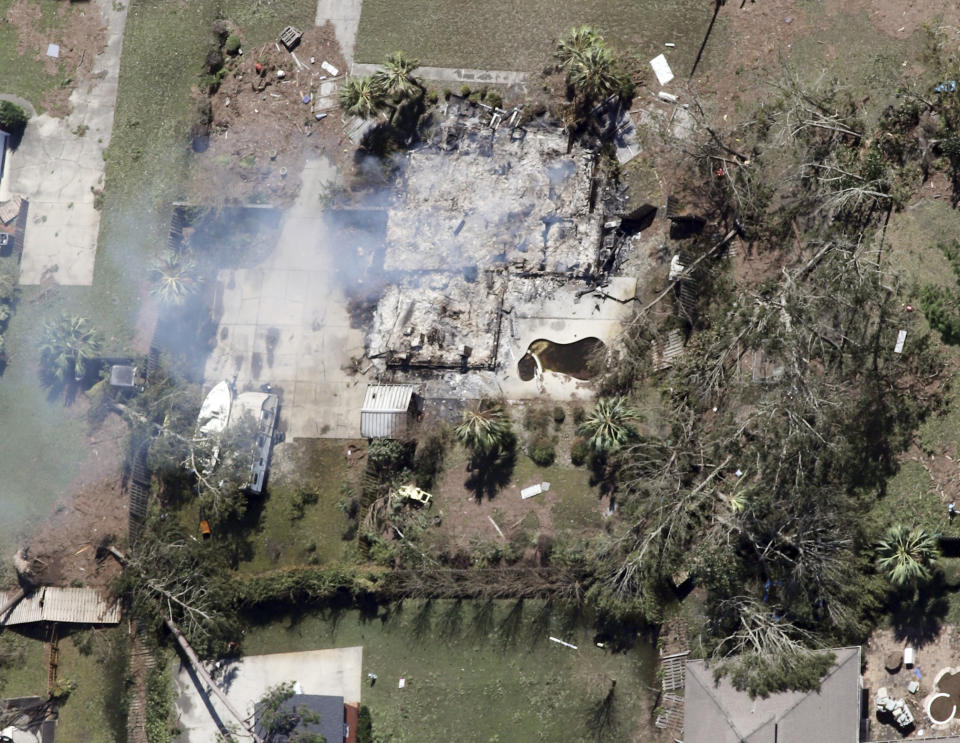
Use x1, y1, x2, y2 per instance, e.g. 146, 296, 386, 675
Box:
173, 646, 363, 743
0, 0, 127, 285
203, 157, 369, 439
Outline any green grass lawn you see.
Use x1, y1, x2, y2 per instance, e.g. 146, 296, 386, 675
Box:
355, 0, 726, 74
235, 439, 358, 574
0, 629, 47, 698
244, 600, 656, 743
55, 627, 130, 743
0, 0, 72, 111
0, 281, 92, 555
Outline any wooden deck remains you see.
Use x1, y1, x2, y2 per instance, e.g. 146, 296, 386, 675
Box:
654, 329, 685, 370
0, 587, 120, 626
660, 650, 689, 692
655, 692, 685, 732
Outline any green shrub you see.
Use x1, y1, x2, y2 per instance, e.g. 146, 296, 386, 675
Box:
485, 91, 503, 108
529, 436, 556, 466
426, 88, 439, 105
523, 405, 552, 433
0, 101, 28, 134
357, 705, 373, 743
224, 34, 241, 55
413, 428, 449, 489
570, 437, 590, 466
288, 490, 319, 520
442, 88, 452, 100
918, 284, 960, 345
468, 91, 481, 103
552, 405, 566, 425
571, 405, 586, 425
460, 84, 471, 97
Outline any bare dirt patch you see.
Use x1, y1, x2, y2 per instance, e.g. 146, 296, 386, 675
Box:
26, 410, 128, 589
188, 22, 352, 206
864, 625, 960, 739
5, 0, 107, 116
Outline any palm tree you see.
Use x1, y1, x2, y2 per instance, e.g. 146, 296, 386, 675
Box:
877, 525, 939, 587
339, 75, 385, 120
456, 401, 512, 457
554, 26, 602, 73
567, 43, 626, 101
578, 396, 640, 453
39, 312, 100, 383
151, 249, 200, 306
374, 51, 421, 101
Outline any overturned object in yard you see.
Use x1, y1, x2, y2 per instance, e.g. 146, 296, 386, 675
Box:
279, 25, 302, 50
195, 380, 279, 494
393, 484, 432, 506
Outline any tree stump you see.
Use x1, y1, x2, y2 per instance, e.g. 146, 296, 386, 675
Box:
885, 651, 903, 674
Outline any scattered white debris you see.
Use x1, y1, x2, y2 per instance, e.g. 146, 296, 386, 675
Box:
664, 42, 676, 48
46, 43, 60, 58
488, 515, 505, 540
398, 678, 406, 688
549, 637, 578, 650
310, 56, 316, 64
277, 70, 286, 79
735, 469, 743, 477
894, 329, 907, 354
321, 60, 339, 76
291, 52, 308, 71
650, 54, 674, 86
521, 482, 550, 499
669, 254, 685, 280
315, 113, 327, 121
658, 91, 678, 104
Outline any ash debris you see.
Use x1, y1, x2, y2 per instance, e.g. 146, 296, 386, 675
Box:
365, 97, 632, 375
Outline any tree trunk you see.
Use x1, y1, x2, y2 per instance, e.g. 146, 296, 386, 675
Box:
164, 617, 263, 743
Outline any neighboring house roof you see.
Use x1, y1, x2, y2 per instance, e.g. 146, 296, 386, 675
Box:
360, 385, 416, 439
255, 694, 344, 743
0, 587, 121, 626
684, 647, 861, 743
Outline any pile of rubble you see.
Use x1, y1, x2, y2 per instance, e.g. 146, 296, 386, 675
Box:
366, 98, 619, 371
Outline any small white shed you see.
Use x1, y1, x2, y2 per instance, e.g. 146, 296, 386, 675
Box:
361, 384, 418, 439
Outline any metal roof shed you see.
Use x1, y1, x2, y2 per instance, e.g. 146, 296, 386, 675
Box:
361, 384, 417, 439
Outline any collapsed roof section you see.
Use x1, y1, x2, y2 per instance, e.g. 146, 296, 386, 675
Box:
384, 103, 602, 278
368, 273, 506, 369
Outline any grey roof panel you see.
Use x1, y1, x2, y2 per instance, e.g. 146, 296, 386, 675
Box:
684, 648, 861, 743
361, 384, 416, 412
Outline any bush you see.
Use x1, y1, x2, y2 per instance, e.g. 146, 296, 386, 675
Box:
0, 100, 28, 134
485, 91, 503, 108
206, 48, 224, 73
224, 34, 241, 55
357, 705, 373, 743
288, 490, 318, 520
460, 84, 471, 97
570, 437, 590, 466
552, 405, 566, 425
426, 89, 439, 105
571, 405, 586, 425
529, 436, 556, 466
212, 19, 230, 43
413, 429, 449, 490
523, 405, 552, 433
367, 438, 411, 475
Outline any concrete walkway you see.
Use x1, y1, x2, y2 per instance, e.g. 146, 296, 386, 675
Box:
203, 157, 369, 439
173, 647, 363, 743
0, 0, 128, 286
351, 62, 527, 86
316, 0, 363, 64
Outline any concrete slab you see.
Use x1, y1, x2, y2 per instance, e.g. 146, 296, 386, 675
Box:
3, 0, 128, 285
316, 0, 363, 63
204, 157, 369, 439
351, 62, 527, 86
173, 647, 363, 743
